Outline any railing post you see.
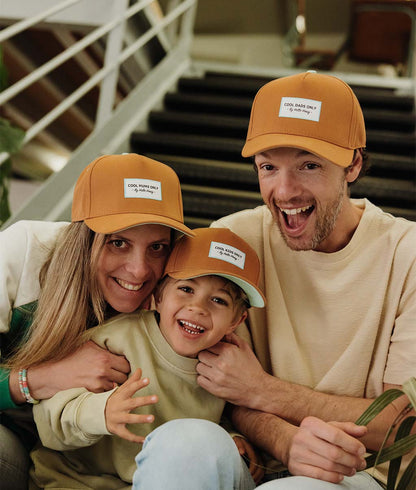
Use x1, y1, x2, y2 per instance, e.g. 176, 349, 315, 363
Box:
165, 0, 181, 44
95, 0, 129, 129
178, 0, 197, 49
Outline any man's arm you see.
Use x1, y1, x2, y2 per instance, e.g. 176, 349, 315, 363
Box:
197, 333, 413, 451
231, 405, 368, 484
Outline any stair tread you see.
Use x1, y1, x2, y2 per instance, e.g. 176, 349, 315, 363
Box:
178, 75, 415, 110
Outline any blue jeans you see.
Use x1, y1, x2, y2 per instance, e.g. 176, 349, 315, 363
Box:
256, 472, 383, 489
132, 419, 256, 490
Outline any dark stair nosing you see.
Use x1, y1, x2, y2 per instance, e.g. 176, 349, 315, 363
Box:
150, 108, 415, 137
130, 131, 244, 161
181, 183, 262, 220
131, 127, 416, 161
177, 75, 415, 111
145, 153, 259, 189
164, 93, 415, 129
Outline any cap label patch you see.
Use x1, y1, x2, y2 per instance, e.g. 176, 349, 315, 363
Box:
124, 179, 162, 200
279, 97, 321, 122
209, 241, 246, 270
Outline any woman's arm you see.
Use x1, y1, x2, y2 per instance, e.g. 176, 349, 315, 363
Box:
7, 340, 131, 405
0, 221, 67, 332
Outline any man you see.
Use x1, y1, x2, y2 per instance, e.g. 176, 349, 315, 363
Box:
197, 71, 416, 489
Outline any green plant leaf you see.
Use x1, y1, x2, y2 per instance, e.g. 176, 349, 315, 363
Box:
387, 417, 416, 489
402, 377, 416, 410
365, 434, 416, 468
0, 118, 25, 154
0, 157, 12, 224
355, 388, 404, 426
396, 454, 415, 490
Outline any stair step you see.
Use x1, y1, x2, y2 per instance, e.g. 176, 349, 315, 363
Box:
369, 153, 416, 180
178, 75, 415, 112
145, 153, 259, 192
131, 131, 243, 162
351, 176, 415, 209
163, 93, 415, 134
133, 122, 416, 161
366, 130, 416, 157
181, 183, 262, 221
164, 92, 252, 117
149, 110, 248, 139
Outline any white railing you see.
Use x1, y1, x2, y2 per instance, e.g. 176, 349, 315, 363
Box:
0, 0, 197, 225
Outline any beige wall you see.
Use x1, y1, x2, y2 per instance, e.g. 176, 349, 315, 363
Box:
194, 0, 351, 36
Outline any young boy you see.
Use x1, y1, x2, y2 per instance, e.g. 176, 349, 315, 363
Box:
29, 228, 265, 489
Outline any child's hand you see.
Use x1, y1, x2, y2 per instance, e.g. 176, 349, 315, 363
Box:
233, 436, 264, 484
105, 368, 158, 443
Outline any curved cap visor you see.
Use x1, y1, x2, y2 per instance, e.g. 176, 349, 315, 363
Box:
242, 133, 355, 167
84, 213, 193, 235
168, 270, 265, 308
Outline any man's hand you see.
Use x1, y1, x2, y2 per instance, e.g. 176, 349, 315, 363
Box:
28, 341, 131, 400
197, 333, 267, 407
233, 436, 264, 484
105, 368, 158, 443
287, 416, 367, 483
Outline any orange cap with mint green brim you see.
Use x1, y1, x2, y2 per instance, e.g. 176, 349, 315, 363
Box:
71, 153, 194, 236
242, 71, 366, 167
164, 228, 266, 308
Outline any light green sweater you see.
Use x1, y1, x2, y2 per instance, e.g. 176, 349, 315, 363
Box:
30, 311, 224, 489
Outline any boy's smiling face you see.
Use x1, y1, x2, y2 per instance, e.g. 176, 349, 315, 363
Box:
156, 276, 247, 358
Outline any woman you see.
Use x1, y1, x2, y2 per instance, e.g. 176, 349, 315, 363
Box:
2, 153, 258, 490
0, 153, 193, 489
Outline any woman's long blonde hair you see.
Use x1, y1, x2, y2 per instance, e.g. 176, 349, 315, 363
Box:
5, 221, 108, 369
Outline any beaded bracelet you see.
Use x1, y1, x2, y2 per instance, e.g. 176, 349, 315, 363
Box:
18, 369, 39, 404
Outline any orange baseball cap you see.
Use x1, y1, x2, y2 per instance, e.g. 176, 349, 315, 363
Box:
242, 71, 366, 167
72, 153, 194, 235
164, 228, 265, 308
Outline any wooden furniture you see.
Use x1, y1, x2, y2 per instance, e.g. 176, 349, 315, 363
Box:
348, 0, 416, 75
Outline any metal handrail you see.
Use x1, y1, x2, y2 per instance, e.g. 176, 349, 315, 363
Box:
0, 0, 197, 169
0, 0, 83, 43
21, 0, 195, 146
0, 0, 154, 106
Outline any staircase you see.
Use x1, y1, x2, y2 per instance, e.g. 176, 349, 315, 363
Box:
130, 71, 416, 228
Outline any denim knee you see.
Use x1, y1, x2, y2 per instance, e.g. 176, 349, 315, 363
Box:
133, 419, 254, 490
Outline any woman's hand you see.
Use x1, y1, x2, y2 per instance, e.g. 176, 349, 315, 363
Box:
105, 368, 158, 443
24, 341, 131, 401
233, 435, 264, 484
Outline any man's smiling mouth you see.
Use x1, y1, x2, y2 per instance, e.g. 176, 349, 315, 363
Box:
279, 205, 314, 229
178, 320, 205, 335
